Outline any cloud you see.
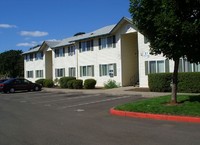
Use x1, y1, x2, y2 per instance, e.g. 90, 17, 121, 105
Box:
20, 31, 48, 37
0, 24, 17, 28
16, 41, 38, 47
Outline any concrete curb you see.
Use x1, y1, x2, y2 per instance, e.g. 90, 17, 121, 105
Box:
110, 108, 200, 123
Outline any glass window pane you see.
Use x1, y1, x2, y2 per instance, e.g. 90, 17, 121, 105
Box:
149, 61, 156, 74
157, 61, 164, 73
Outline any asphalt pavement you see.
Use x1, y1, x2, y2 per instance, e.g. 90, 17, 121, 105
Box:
0, 89, 199, 145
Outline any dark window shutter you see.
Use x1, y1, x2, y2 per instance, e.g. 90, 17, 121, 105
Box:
79, 42, 82, 53
114, 63, 117, 76
99, 64, 102, 76
113, 35, 116, 48
91, 40, 94, 51
165, 59, 169, 72
98, 38, 101, 50
145, 61, 148, 75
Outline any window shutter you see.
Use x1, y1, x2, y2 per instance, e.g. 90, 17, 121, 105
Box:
79, 42, 82, 53
98, 38, 101, 50
55, 69, 58, 77
113, 63, 117, 76
92, 65, 94, 77
165, 59, 169, 72
99, 65, 102, 76
91, 40, 94, 51
80, 66, 82, 77
113, 35, 116, 48
145, 61, 148, 75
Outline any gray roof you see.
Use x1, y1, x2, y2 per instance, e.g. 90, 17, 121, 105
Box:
44, 40, 61, 48
53, 24, 116, 48
22, 46, 40, 55
23, 17, 132, 53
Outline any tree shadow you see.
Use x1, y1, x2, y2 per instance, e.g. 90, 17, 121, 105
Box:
179, 95, 200, 104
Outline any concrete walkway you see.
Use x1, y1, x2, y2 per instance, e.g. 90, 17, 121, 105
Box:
42, 86, 170, 98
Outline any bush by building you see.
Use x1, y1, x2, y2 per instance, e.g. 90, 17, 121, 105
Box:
35, 79, 45, 86
73, 79, 83, 89
148, 72, 200, 93
84, 79, 96, 89
43, 79, 54, 88
59, 77, 76, 88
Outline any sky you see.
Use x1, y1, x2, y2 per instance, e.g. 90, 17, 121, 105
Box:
0, 0, 131, 53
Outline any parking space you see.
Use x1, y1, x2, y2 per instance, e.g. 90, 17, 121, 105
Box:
0, 91, 140, 111
1, 90, 200, 145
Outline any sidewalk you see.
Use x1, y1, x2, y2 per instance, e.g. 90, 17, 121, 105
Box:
42, 86, 170, 98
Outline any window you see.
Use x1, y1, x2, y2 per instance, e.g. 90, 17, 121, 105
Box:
145, 60, 169, 75
35, 70, 43, 78
30, 54, 33, 61
79, 40, 93, 52
55, 68, 65, 77
68, 45, 75, 56
179, 58, 200, 72
99, 35, 116, 49
55, 48, 65, 57
68, 67, 76, 77
80, 65, 94, 77
35, 52, 43, 60
99, 63, 117, 77
27, 71, 33, 78
25, 54, 30, 61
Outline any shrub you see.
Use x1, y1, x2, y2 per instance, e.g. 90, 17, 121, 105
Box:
104, 80, 119, 89
73, 79, 83, 89
84, 79, 96, 89
43, 79, 54, 88
35, 79, 45, 86
148, 72, 200, 93
178, 72, 200, 93
148, 73, 172, 92
67, 80, 75, 89
59, 77, 76, 88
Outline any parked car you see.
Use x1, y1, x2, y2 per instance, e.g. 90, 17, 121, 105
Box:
0, 78, 42, 93
0, 79, 7, 83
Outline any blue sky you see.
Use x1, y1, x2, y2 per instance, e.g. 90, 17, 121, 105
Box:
0, 0, 131, 53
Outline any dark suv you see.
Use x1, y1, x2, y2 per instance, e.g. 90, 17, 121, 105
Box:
0, 78, 42, 93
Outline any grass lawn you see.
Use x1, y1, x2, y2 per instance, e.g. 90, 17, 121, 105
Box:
115, 95, 200, 117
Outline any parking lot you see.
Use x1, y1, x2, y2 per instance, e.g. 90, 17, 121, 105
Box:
0, 90, 200, 145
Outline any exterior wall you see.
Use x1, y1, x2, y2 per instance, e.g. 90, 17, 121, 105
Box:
138, 33, 175, 87
76, 36, 122, 87
24, 54, 45, 83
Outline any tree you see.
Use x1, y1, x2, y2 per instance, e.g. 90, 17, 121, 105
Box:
130, 0, 200, 103
0, 50, 24, 78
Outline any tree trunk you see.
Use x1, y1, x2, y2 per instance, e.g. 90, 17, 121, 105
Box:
171, 59, 179, 104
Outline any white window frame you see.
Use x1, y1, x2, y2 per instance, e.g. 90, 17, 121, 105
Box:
99, 63, 117, 77
55, 68, 65, 77
145, 60, 169, 75
27, 71, 33, 78
35, 70, 43, 78
80, 65, 94, 77
68, 67, 76, 77
55, 48, 65, 58
68, 45, 75, 56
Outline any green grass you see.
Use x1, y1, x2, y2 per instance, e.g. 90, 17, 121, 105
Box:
115, 95, 200, 117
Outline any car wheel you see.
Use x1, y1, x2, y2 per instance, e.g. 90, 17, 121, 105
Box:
9, 88, 15, 93
34, 86, 40, 91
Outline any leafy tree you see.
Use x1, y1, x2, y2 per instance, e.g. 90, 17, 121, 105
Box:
130, 0, 200, 103
0, 50, 24, 78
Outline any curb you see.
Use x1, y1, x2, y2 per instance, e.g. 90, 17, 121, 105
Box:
110, 108, 200, 123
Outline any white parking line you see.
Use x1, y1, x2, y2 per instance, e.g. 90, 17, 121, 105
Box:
58, 96, 131, 109
31, 94, 100, 104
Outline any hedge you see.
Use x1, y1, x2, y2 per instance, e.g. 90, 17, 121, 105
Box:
148, 72, 200, 93
84, 79, 96, 89
73, 79, 83, 89
59, 77, 76, 88
43, 79, 54, 88
35, 79, 45, 86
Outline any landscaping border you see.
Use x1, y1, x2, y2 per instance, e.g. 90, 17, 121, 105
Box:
110, 108, 200, 123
